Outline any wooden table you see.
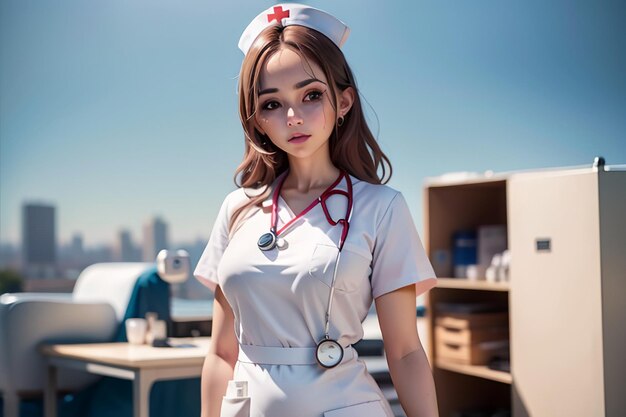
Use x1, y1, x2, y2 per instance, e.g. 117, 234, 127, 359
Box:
41, 337, 211, 417
41, 337, 389, 417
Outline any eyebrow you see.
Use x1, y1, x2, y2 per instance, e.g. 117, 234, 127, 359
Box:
258, 78, 326, 96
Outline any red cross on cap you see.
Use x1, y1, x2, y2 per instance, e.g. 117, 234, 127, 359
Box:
267, 6, 290, 23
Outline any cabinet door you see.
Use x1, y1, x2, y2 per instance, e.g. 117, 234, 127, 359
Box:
508, 170, 605, 417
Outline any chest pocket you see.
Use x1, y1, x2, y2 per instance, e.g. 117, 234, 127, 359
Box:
308, 242, 372, 293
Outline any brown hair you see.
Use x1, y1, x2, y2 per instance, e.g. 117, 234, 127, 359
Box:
228, 24, 392, 235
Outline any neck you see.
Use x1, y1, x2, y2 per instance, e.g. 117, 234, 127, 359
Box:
283, 158, 341, 193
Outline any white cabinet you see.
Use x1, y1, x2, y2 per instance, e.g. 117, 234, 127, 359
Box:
508, 168, 626, 417
424, 165, 626, 417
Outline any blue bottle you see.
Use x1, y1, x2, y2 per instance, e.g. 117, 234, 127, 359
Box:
452, 230, 477, 278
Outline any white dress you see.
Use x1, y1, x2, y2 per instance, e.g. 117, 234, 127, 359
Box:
194, 171, 437, 417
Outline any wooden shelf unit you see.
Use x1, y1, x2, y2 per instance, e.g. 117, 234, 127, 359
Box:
423, 167, 626, 417
435, 358, 512, 385
434, 278, 509, 292
424, 178, 511, 417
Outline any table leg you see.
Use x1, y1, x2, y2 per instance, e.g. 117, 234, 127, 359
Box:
133, 371, 154, 417
44, 364, 58, 417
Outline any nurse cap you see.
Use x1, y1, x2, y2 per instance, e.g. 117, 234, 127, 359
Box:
238, 3, 350, 55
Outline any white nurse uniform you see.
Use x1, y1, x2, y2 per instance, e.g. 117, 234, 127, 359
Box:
194, 171, 437, 417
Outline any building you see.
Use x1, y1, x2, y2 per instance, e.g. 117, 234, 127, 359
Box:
142, 217, 168, 262
21, 203, 57, 279
114, 229, 140, 261
57, 232, 87, 280
69, 233, 84, 261
0, 242, 20, 271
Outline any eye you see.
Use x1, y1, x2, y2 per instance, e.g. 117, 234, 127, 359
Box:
261, 100, 280, 111
305, 90, 324, 102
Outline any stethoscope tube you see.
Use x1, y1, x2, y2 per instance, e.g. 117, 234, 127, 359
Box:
258, 169, 354, 368
323, 201, 353, 341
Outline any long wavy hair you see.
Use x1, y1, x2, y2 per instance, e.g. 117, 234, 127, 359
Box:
228, 24, 392, 235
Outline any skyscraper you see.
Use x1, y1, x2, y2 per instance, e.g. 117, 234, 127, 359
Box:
114, 229, 139, 261
142, 217, 168, 262
69, 233, 84, 262
22, 203, 57, 279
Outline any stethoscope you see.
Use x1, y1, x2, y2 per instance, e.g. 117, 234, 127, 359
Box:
257, 169, 353, 369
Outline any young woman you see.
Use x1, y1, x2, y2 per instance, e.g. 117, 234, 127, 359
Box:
194, 4, 439, 417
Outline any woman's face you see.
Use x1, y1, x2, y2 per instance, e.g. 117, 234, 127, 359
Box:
254, 47, 337, 161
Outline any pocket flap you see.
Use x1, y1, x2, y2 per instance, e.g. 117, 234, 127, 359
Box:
323, 400, 387, 417
220, 396, 251, 417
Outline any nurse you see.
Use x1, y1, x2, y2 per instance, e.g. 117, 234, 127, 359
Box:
194, 4, 439, 417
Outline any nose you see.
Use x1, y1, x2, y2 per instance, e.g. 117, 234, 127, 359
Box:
286, 107, 303, 126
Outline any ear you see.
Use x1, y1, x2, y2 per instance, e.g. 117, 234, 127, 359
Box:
337, 86, 355, 118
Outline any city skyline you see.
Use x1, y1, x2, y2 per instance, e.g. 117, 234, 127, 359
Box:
2, 1, 626, 248
0, 202, 210, 300
1, 200, 198, 248
1, 200, 206, 252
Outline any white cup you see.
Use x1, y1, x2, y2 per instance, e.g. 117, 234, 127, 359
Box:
125, 318, 147, 345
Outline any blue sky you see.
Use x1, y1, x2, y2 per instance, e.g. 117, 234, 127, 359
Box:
2, 0, 625, 247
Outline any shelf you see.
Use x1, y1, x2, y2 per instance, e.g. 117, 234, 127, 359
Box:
435, 358, 512, 384
425, 175, 513, 416
435, 278, 510, 292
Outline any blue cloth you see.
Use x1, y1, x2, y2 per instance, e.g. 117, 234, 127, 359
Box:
116, 265, 172, 341
2, 266, 201, 417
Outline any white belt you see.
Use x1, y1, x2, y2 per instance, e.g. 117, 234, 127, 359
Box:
238, 344, 356, 366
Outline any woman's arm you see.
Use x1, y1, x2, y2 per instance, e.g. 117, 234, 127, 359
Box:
201, 285, 240, 417
375, 284, 439, 417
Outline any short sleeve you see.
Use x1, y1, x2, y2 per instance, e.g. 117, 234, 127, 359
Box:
193, 194, 232, 293
370, 192, 438, 299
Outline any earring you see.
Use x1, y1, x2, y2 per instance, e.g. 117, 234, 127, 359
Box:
337, 115, 344, 127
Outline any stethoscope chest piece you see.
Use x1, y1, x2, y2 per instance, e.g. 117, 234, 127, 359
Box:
258, 231, 287, 251
258, 231, 277, 251
316, 338, 344, 368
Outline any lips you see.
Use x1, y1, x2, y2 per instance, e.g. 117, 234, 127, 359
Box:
288, 134, 311, 143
